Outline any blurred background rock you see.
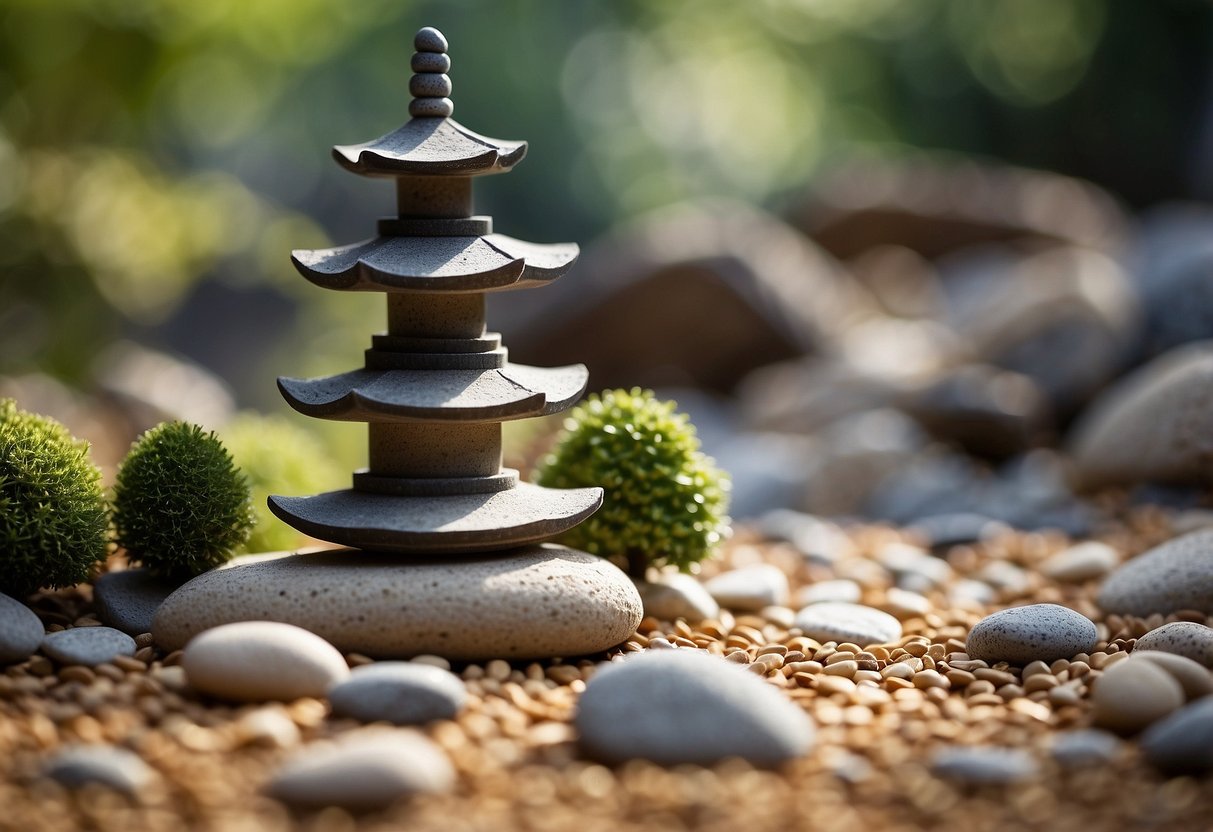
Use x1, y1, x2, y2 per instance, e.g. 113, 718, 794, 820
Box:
4, 0, 1213, 542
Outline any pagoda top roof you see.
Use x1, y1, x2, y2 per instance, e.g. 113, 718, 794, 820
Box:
333, 27, 527, 178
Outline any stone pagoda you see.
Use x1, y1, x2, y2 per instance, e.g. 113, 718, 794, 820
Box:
268, 27, 604, 554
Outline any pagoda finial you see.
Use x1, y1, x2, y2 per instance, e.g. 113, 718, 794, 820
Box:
409, 27, 454, 118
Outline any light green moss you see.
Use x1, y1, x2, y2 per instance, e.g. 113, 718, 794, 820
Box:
535, 388, 730, 576
0, 399, 108, 595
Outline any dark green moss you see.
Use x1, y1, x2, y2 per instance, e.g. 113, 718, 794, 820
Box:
0, 399, 107, 596
112, 421, 254, 578
536, 388, 730, 577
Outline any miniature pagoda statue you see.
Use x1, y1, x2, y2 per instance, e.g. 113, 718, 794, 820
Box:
267, 27, 604, 554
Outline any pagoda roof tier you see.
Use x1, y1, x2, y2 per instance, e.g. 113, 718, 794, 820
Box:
292, 234, 578, 293
333, 117, 527, 177
277, 362, 588, 423
267, 482, 602, 554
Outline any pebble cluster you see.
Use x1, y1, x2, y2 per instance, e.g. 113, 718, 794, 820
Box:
2, 505, 1213, 830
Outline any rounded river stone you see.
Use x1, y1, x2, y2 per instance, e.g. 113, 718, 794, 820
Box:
44, 745, 157, 794
1133, 621, 1213, 667
1098, 530, 1213, 615
966, 603, 1097, 664
793, 603, 902, 647
703, 564, 789, 612
635, 573, 719, 622
1141, 697, 1213, 775
329, 662, 466, 725
1131, 650, 1213, 700
930, 746, 1037, 784
266, 729, 454, 811
41, 627, 136, 667
182, 621, 350, 702
93, 569, 181, 636
0, 592, 43, 664
1092, 656, 1185, 734
575, 649, 815, 767
153, 545, 642, 660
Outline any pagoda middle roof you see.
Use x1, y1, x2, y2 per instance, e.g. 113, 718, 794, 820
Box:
291, 233, 578, 293
333, 117, 527, 177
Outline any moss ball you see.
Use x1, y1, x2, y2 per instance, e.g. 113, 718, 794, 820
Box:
113, 421, 254, 578
221, 412, 343, 554
535, 388, 730, 575
0, 399, 108, 596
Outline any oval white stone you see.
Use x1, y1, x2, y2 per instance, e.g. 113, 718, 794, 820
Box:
182, 621, 349, 702
154, 545, 642, 660
793, 602, 902, 646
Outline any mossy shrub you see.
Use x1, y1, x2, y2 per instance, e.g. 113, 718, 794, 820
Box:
222, 412, 343, 554
112, 421, 253, 578
0, 399, 108, 596
536, 388, 731, 576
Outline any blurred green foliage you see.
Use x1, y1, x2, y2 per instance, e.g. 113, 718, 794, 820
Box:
0, 0, 1206, 436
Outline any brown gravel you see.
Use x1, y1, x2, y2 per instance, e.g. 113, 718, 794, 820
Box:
1, 506, 1212, 831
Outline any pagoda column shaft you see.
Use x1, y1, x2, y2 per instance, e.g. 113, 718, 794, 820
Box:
387, 293, 485, 339
368, 422, 502, 478
396, 176, 472, 218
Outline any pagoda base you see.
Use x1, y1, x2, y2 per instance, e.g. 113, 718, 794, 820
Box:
267, 482, 602, 554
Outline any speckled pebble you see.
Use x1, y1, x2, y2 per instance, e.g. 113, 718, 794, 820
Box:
0, 593, 43, 664
154, 546, 642, 660
796, 579, 861, 607
1040, 541, 1119, 583
266, 729, 454, 810
93, 569, 180, 636
1141, 697, 1213, 775
966, 604, 1096, 664
182, 621, 349, 703
41, 627, 136, 667
576, 650, 815, 766
930, 746, 1038, 784
1132, 621, 1213, 667
1092, 656, 1185, 734
703, 564, 789, 612
1098, 529, 1213, 615
793, 603, 902, 647
1132, 650, 1213, 700
329, 662, 466, 725
1050, 730, 1121, 768
636, 573, 719, 622
44, 745, 157, 794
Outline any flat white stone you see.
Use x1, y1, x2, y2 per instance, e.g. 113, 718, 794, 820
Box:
703, 564, 789, 612
266, 729, 454, 810
1040, 541, 1119, 583
575, 650, 814, 766
154, 545, 642, 660
793, 603, 902, 647
182, 621, 350, 703
635, 573, 719, 622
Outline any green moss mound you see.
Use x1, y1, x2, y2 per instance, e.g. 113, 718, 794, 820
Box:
222, 412, 343, 554
0, 399, 108, 596
112, 421, 253, 578
536, 388, 731, 576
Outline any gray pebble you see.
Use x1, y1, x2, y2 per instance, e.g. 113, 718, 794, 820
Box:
635, 573, 719, 622
703, 564, 789, 612
1050, 730, 1121, 768
93, 569, 180, 636
1141, 697, 1213, 775
793, 603, 902, 647
1133, 621, 1213, 667
966, 604, 1097, 665
930, 746, 1038, 784
44, 745, 156, 794
1098, 529, 1213, 616
267, 729, 454, 810
42, 627, 136, 667
413, 26, 448, 53
329, 662, 466, 725
575, 650, 814, 767
0, 592, 43, 664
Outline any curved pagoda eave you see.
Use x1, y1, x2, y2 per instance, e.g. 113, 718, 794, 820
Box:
291, 234, 579, 293
277, 362, 589, 423
333, 117, 527, 177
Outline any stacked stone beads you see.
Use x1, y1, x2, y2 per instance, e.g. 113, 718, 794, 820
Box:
409, 27, 454, 118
